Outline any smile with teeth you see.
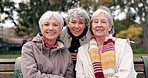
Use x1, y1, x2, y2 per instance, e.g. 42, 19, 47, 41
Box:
96, 28, 103, 32
73, 29, 81, 32
46, 32, 55, 35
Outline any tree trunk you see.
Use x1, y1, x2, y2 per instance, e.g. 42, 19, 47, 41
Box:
143, 38, 148, 49
32, 19, 39, 36
142, 17, 148, 50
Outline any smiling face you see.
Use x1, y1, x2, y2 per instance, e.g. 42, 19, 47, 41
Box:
91, 12, 111, 38
40, 16, 62, 41
68, 17, 86, 37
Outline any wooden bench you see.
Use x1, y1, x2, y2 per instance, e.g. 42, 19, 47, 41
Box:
134, 57, 145, 78
0, 59, 15, 78
0, 56, 147, 78
0, 57, 21, 78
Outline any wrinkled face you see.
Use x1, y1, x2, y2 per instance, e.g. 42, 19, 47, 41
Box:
40, 16, 62, 41
91, 12, 111, 37
68, 17, 85, 37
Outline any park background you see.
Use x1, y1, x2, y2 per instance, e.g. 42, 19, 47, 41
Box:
0, 0, 148, 59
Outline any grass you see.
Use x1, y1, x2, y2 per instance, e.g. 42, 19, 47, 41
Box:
0, 54, 21, 59
133, 48, 148, 54
134, 54, 148, 58
0, 50, 21, 59
0, 50, 21, 54
131, 44, 148, 54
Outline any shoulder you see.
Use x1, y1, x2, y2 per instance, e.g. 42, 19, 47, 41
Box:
57, 40, 69, 51
80, 43, 89, 48
60, 26, 69, 38
22, 41, 34, 48
77, 43, 89, 58
61, 26, 68, 35
78, 43, 89, 52
115, 38, 131, 44
57, 40, 65, 48
21, 41, 35, 55
115, 38, 132, 50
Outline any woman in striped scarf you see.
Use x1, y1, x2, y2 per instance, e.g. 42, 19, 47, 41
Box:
75, 6, 137, 78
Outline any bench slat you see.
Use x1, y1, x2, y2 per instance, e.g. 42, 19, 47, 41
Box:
0, 59, 15, 64
134, 58, 144, 64
137, 73, 145, 78
0, 64, 14, 72
134, 64, 144, 72
0, 74, 14, 78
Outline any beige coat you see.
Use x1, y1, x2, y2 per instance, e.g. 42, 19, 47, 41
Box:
21, 34, 74, 78
76, 38, 137, 78
59, 26, 92, 49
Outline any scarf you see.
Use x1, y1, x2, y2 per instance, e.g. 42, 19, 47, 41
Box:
89, 35, 115, 78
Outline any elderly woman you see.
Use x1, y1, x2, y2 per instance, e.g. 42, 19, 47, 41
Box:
59, 8, 92, 78
21, 11, 74, 78
76, 6, 137, 78
60, 7, 92, 60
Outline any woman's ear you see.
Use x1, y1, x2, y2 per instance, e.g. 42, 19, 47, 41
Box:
90, 21, 94, 35
109, 28, 111, 32
60, 26, 63, 32
109, 25, 112, 31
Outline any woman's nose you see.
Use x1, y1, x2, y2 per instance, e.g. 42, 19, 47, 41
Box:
48, 25, 54, 30
97, 21, 101, 26
74, 23, 79, 28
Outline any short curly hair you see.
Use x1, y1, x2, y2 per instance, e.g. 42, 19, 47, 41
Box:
65, 7, 90, 27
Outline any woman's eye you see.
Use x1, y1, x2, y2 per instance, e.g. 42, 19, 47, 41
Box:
53, 24, 58, 26
79, 22, 84, 24
101, 21, 106, 23
71, 21, 76, 24
93, 20, 98, 23
44, 23, 49, 26
92, 19, 98, 23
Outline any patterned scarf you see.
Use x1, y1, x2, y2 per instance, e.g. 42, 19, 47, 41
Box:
89, 35, 115, 78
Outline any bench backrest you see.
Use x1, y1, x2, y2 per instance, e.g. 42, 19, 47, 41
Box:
0, 59, 15, 78
0, 56, 148, 78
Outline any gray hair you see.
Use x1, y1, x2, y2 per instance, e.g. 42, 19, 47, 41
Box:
91, 6, 114, 35
65, 7, 90, 26
38, 11, 64, 29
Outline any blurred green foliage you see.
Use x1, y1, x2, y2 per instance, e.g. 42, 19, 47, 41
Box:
0, 50, 21, 54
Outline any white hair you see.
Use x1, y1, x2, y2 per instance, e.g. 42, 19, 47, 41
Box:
38, 11, 64, 29
91, 6, 114, 35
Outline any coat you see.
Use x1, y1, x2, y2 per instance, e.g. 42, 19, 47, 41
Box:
21, 34, 74, 78
59, 26, 92, 49
76, 38, 137, 78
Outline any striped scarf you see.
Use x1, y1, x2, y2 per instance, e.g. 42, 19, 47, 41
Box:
89, 36, 115, 78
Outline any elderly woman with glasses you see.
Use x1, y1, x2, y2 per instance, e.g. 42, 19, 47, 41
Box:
21, 11, 74, 78
75, 6, 137, 78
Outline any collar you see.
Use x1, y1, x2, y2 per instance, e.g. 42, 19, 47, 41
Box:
42, 37, 58, 48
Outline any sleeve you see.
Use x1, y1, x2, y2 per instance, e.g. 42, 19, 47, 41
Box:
75, 48, 85, 78
111, 39, 137, 78
64, 50, 74, 78
21, 42, 64, 78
